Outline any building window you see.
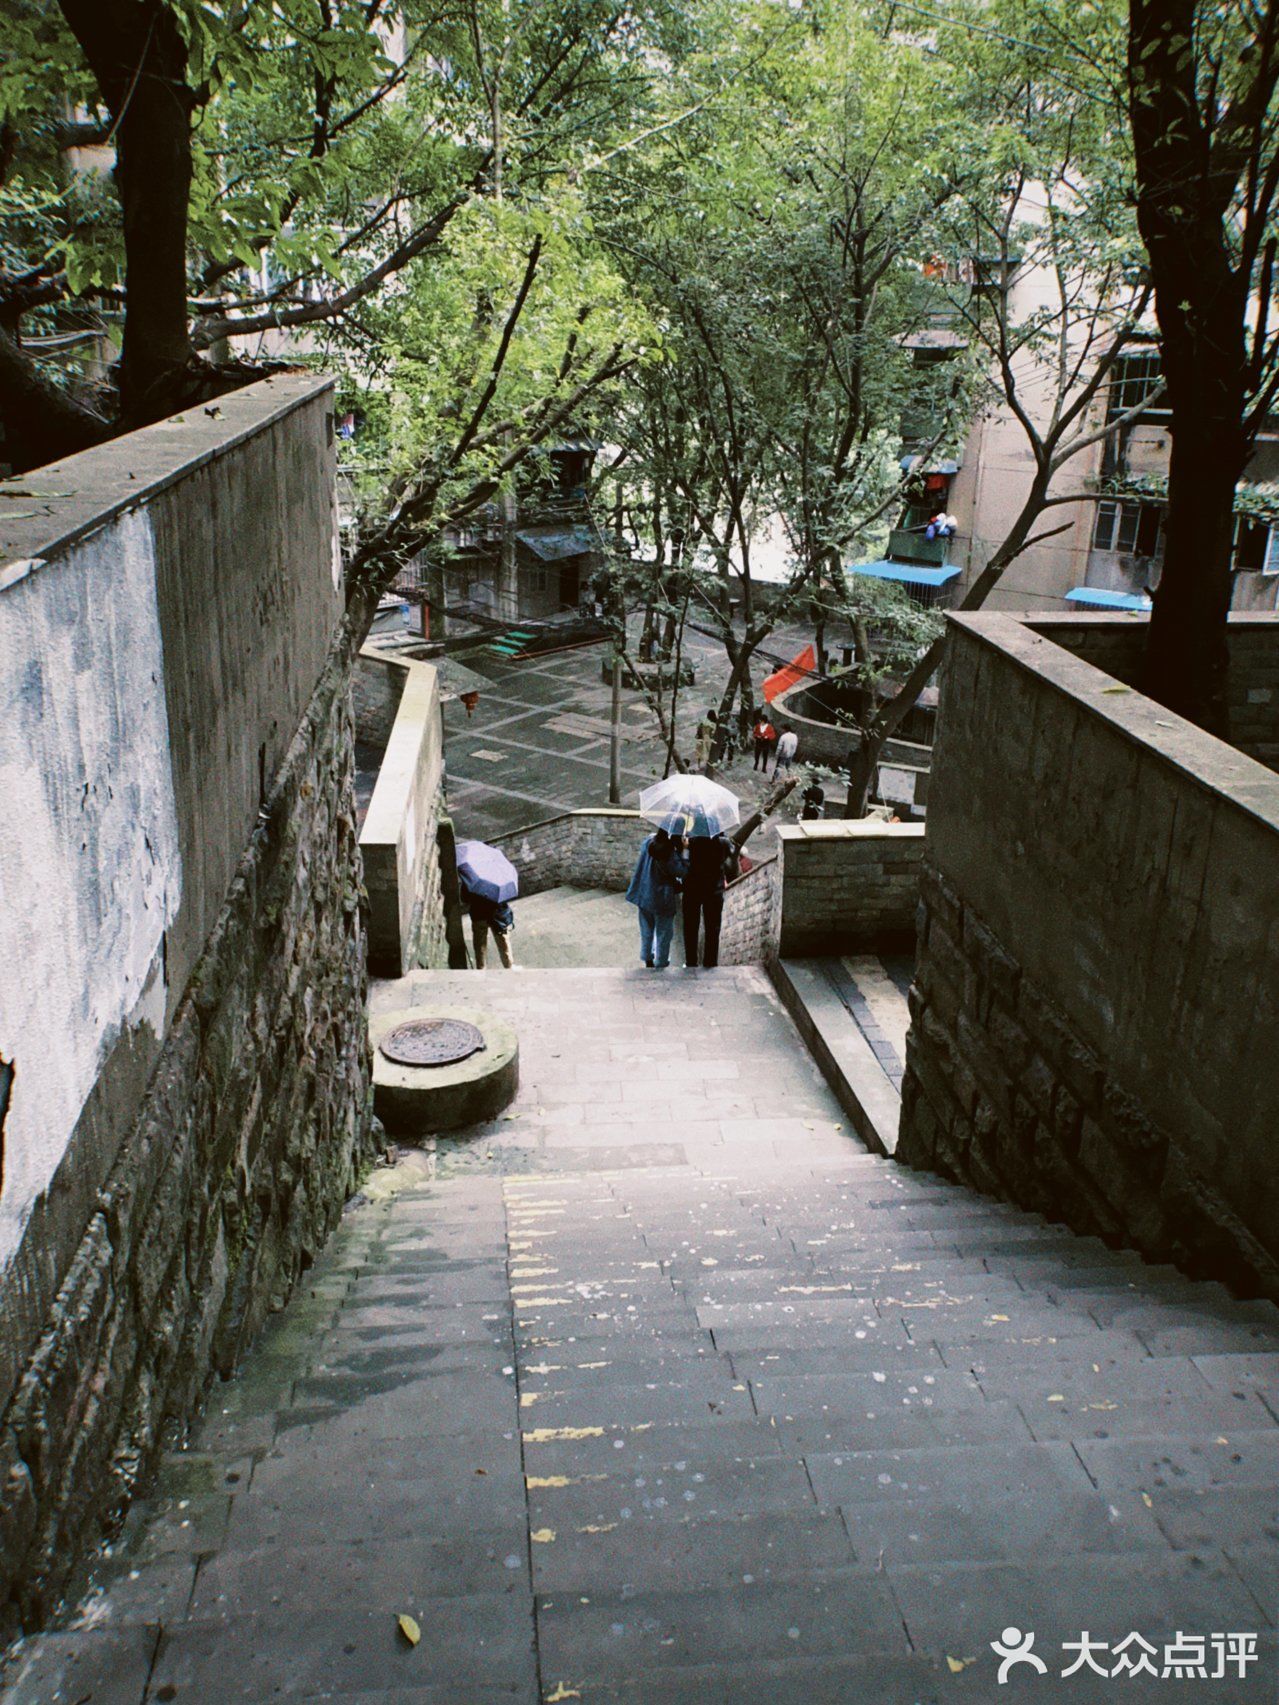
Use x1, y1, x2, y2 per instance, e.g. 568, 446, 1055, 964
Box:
1233, 516, 1279, 574
970, 255, 1018, 298
1106, 350, 1170, 425
1092, 499, 1163, 557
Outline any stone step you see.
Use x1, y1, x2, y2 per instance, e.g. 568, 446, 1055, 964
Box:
769, 957, 901, 1155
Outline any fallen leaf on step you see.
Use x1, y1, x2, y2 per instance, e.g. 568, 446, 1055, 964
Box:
947, 1656, 975, 1673
1101, 685, 1130, 694
397, 1613, 421, 1646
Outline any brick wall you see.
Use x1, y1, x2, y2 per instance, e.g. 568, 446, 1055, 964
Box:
494, 809, 925, 964
493, 809, 650, 897
718, 856, 780, 965
776, 821, 926, 955
1033, 613, 1279, 772
898, 612, 1279, 1301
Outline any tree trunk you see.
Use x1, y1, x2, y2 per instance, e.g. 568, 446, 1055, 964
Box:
1143, 416, 1239, 730
1127, 0, 1258, 738
59, 0, 199, 427
0, 326, 110, 471
844, 726, 878, 819
608, 655, 622, 804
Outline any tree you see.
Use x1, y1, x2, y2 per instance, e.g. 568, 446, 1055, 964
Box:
0, 0, 671, 489
1128, 0, 1279, 735
838, 0, 1160, 811
602, 0, 966, 760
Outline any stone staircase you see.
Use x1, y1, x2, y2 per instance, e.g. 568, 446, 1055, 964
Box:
506, 883, 638, 969
5, 966, 1276, 1702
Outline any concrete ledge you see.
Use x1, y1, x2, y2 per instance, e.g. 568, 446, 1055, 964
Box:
358, 648, 445, 976
900, 610, 1279, 1298
770, 959, 900, 1156
370, 1006, 519, 1136
0, 373, 332, 567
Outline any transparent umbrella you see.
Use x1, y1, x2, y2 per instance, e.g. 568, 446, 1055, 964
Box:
638, 775, 741, 839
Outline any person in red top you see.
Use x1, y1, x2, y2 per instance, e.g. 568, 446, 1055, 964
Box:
752, 714, 777, 772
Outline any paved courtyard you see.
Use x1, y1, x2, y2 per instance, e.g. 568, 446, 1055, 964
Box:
6, 968, 1277, 1703
439, 621, 838, 844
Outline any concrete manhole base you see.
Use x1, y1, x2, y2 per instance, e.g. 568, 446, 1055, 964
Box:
370, 1005, 519, 1137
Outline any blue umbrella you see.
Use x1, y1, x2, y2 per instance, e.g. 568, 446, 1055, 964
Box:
456, 840, 520, 903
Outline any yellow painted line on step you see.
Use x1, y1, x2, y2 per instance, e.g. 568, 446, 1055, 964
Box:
523, 1426, 605, 1442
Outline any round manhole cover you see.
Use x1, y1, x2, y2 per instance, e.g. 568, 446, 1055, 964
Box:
379, 1018, 487, 1068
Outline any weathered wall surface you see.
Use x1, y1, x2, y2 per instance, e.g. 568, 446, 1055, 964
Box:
1035, 612, 1279, 772
776, 821, 926, 955
357, 649, 448, 976
494, 808, 649, 897
898, 612, 1279, 1300
717, 857, 780, 966
0, 378, 374, 1631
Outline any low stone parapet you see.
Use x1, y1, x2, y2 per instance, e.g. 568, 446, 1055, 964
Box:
493, 807, 645, 897
776, 820, 926, 955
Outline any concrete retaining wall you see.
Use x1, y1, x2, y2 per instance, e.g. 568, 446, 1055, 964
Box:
776, 821, 926, 955
1032, 612, 1279, 772
357, 649, 447, 976
0, 378, 375, 1631
495, 809, 923, 963
898, 611, 1279, 1300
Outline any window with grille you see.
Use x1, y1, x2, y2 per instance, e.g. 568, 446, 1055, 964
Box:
1092, 499, 1163, 556
1106, 350, 1170, 425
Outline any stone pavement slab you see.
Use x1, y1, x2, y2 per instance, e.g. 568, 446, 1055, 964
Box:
6, 966, 1278, 1704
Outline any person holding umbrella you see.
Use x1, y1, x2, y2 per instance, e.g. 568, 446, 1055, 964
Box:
624, 826, 686, 969
637, 776, 741, 970
455, 839, 520, 969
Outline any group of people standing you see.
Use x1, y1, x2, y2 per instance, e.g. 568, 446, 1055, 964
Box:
749, 714, 798, 776
624, 825, 737, 969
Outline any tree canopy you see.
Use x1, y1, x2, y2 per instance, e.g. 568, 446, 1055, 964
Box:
3, 0, 1278, 739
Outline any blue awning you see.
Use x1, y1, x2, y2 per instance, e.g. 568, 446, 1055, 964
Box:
1065, 587, 1152, 611
851, 560, 962, 588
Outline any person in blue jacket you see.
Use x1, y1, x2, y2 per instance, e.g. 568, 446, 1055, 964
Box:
625, 827, 687, 969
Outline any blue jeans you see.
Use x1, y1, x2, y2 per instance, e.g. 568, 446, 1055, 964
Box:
638, 908, 675, 968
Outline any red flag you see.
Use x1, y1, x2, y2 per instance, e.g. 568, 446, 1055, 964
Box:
762, 643, 817, 703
